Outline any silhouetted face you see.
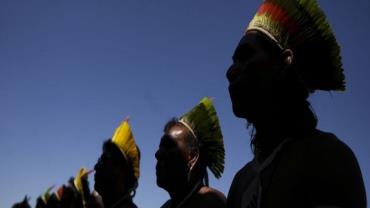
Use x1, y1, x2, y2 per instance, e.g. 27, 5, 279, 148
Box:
12, 197, 31, 208
155, 125, 192, 191
60, 184, 83, 208
226, 30, 283, 121
94, 142, 128, 203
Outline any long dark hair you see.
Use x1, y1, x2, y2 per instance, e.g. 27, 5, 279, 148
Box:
249, 52, 318, 155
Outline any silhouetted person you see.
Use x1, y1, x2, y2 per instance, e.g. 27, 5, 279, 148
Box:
12, 196, 31, 208
35, 186, 61, 208
156, 97, 226, 208
226, 0, 366, 208
57, 180, 83, 208
60, 169, 94, 208
35, 169, 93, 208
94, 119, 140, 208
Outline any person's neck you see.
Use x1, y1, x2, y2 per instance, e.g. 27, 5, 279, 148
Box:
252, 99, 316, 158
103, 191, 131, 208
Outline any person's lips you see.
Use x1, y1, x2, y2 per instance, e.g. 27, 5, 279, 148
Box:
156, 163, 163, 174
229, 85, 242, 105
94, 173, 100, 184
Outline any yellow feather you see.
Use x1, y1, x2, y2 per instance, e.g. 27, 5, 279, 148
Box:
74, 167, 89, 208
111, 119, 140, 180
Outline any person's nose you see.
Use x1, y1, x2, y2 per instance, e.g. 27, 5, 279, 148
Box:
226, 63, 241, 83
94, 158, 102, 171
155, 149, 160, 160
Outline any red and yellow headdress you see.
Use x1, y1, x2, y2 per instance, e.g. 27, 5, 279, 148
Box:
246, 0, 345, 91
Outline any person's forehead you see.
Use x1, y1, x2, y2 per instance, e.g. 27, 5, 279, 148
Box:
237, 31, 261, 47
100, 151, 114, 161
168, 125, 187, 138
161, 125, 189, 148
238, 30, 278, 49
102, 146, 121, 160
235, 31, 282, 60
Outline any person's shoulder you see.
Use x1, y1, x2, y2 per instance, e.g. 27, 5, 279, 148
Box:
233, 160, 256, 180
228, 159, 257, 193
160, 200, 171, 208
303, 129, 355, 158
197, 186, 226, 207
129, 202, 139, 208
300, 132, 366, 207
227, 160, 257, 206
199, 186, 226, 200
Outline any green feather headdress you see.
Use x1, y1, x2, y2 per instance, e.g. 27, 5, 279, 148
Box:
41, 185, 54, 204
179, 97, 225, 179
247, 0, 345, 91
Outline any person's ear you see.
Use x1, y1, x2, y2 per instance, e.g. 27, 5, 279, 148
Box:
281, 49, 294, 66
187, 152, 199, 170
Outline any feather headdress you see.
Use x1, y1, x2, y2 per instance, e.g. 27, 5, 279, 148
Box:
180, 97, 225, 179
111, 119, 140, 181
246, 0, 345, 91
41, 185, 54, 204
73, 167, 92, 208
35, 185, 58, 207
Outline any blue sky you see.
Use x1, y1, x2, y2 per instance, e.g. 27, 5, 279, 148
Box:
0, 1, 369, 207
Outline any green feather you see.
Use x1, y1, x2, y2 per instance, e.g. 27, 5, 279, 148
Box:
180, 97, 225, 179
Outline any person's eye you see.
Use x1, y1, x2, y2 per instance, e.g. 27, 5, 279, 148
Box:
233, 46, 254, 63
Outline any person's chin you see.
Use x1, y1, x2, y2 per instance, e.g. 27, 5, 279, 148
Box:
156, 174, 170, 190
231, 101, 248, 118
232, 107, 244, 118
94, 183, 100, 194
94, 178, 102, 195
235, 106, 260, 124
156, 177, 166, 189
155, 171, 161, 184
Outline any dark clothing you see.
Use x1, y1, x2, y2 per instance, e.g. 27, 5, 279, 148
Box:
227, 129, 366, 208
114, 203, 137, 208
104, 195, 137, 208
111, 199, 137, 208
110, 202, 137, 208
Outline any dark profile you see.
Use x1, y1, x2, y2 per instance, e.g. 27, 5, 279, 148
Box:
94, 119, 140, 208
12, 196, 31, 208
35, 186, 62, 208
35, 170, 93, 208
156, 97, 226, 208
226, 0, 367, 207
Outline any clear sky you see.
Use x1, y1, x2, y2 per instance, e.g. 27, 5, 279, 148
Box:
0, 0, 369, 207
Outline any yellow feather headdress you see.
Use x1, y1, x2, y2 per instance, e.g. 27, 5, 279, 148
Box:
111, 119, 140, 181
73, 167, 92, 208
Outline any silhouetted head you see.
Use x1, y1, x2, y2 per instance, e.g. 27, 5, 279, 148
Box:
155, 118, 206, 193
12, 196, 31, 208
94, 140, 137, 207
58, 181, 83, 208
227, 30, 319, 155
35, 186, 62, 208
227, 30, 308, 122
